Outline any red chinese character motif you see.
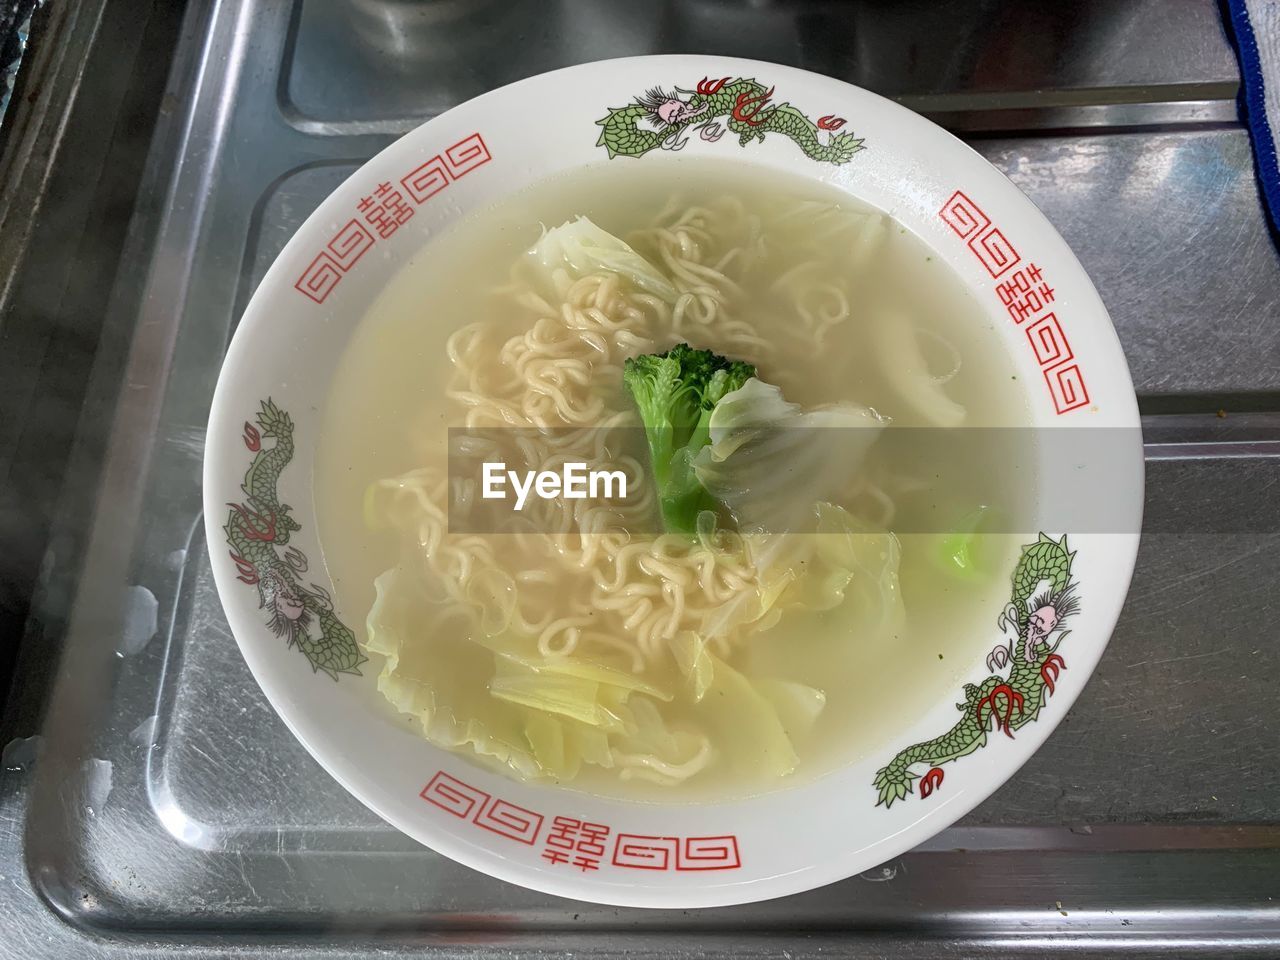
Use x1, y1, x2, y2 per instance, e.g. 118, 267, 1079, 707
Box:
937, 190, 1089, 415
294, 132, 491, 302
995, 263, 1055, 324
358, 182, 415, 239
542, 816, 611, 871
418, 772, 743, 871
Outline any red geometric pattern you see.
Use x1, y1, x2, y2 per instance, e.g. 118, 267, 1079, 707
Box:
676, 835, 741, 871
1025, 313, 1073, 368
295, 132, 492, 303
326, 219, 375, 269
968, 226, 1019, 279
1044, 362, 1090, 414
294, 254, 343, 304
400, 156, 451, 203
938, 190, 990, 240
938, 188, 1090, 415
474, 796, 544, 845
418, 771, 743, 871
938, 190, 1021, 278
420, 770, 489, 819
611, 834, 677, 870
293, 219, 376, 304
444, 132, 492, 176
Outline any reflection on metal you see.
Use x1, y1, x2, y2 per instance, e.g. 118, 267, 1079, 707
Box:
0, 0, 43, 128
0, 0, 1276, 957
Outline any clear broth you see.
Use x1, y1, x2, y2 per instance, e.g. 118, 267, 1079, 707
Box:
315, 158, 1035, 802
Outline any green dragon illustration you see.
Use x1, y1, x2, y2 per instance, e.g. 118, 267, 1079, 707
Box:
224, 399, 366, 680
874, 533, 1079, 807
596, 76, 864, 165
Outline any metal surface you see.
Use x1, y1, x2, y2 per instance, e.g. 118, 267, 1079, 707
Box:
0, 0, 186, 698
1, 0, 1277, 956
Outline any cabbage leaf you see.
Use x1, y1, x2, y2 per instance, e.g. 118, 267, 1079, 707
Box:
524, 216, 677, 302
693, 378, 887, 533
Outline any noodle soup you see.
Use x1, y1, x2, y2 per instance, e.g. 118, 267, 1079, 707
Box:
315, 158, 1035, 801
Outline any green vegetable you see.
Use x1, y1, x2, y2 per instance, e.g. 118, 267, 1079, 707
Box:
488, 660, 627, 731
694, 378, 887, 533
755, 677, 827, 741
933, 505, 993, 580
623, 343, 756, 534
482, 640, 673, 702
524, 216, 678, 302
665, 631, 715, 701
701, 654, 799, 778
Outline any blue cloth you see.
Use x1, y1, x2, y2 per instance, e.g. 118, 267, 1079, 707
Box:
1225, 0, 1280, 233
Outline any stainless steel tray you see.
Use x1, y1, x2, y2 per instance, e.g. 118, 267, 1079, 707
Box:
2, 1, 1277, 956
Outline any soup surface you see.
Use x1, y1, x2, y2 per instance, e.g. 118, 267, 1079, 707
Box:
315, 157, 1035, 802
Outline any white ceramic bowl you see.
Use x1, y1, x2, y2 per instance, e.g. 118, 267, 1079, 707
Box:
203, 55, 1143, 907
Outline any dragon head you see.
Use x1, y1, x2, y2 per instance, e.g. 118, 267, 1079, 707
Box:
1021, 583, 1079, 661
260, 567, 311, 641
636, 87, 706, 128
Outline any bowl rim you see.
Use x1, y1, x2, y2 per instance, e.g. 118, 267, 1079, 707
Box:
203, 53, 1144, 908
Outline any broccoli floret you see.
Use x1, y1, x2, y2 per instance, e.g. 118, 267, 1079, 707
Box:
622, 344, 756, 534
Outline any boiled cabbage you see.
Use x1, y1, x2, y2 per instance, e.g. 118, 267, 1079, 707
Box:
693, 377, 886, 533
523, 216, 677, 302
700, 653, 799, 778
367, 567, 708, 784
